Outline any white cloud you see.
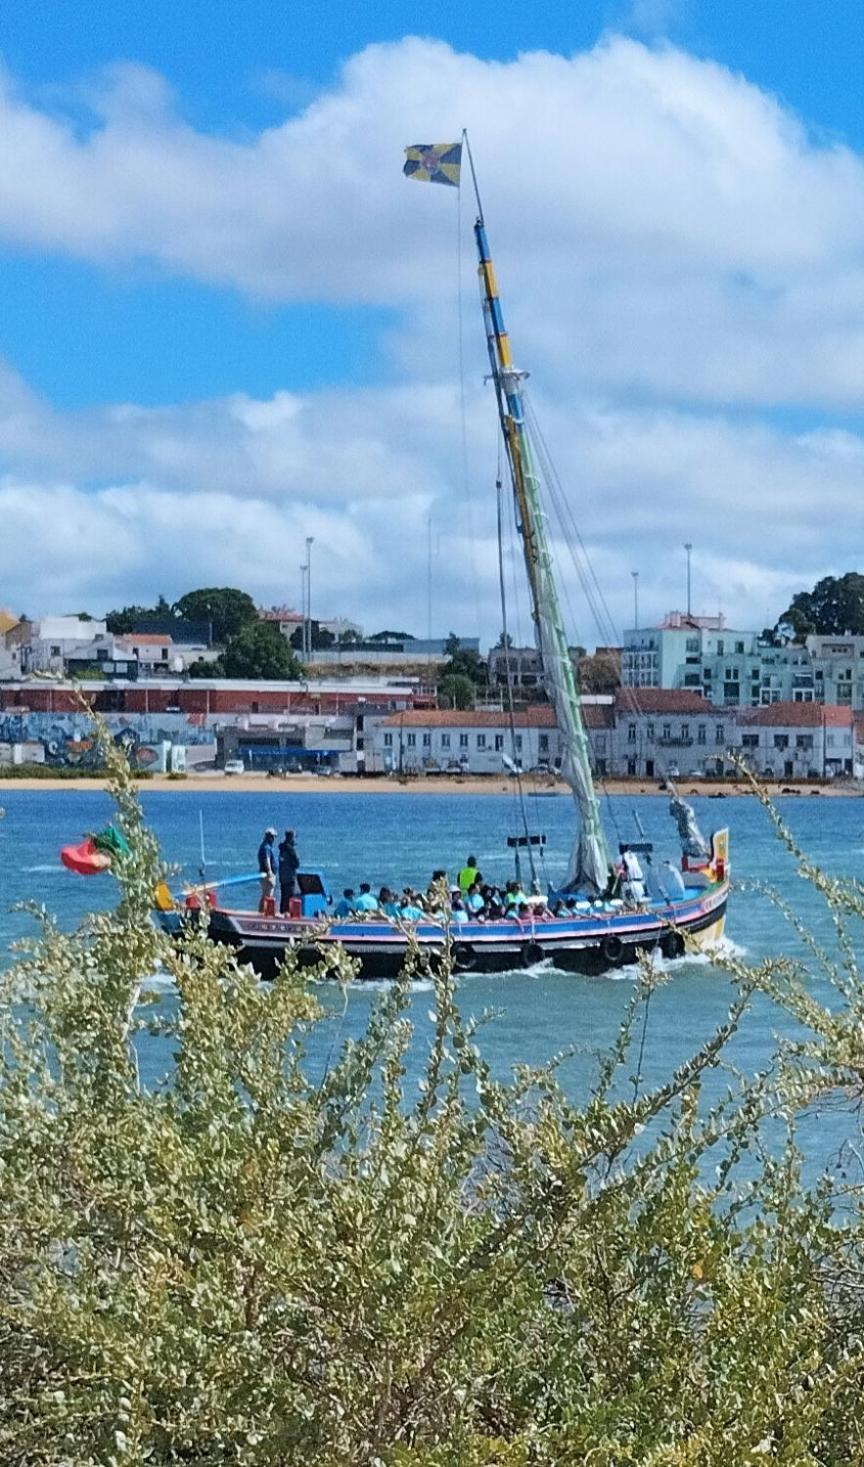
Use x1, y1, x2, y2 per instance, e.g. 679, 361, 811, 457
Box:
2, 38, 864, 407
2, 36, 864, 638
0, 357, 859, 640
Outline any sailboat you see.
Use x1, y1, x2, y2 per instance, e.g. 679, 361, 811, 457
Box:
157, 137, 730, 978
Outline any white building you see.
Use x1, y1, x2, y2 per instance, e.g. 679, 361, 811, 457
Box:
736, 702, 854, 778
613, 689, 732, 778
369, 703, 615, 776
24, 616, 108, 673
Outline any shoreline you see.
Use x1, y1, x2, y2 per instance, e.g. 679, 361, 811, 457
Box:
0, 773, 858, 797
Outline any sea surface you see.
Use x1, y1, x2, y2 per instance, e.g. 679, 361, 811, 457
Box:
2, 785, 863, 1172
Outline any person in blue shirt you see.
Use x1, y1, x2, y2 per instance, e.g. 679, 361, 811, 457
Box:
333, 888, 355, 918
354, 882, 379, 913
379, 887, 401, 919
257, 827, 277, 912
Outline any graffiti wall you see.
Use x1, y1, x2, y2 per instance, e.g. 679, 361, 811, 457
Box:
0, 712, 215, 769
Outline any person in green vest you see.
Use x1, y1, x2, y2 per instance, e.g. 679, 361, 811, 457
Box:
458, 855, 479, 894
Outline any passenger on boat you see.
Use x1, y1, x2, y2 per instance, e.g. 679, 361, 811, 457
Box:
458, 856, 479, 893
466, 881, 485, 915
620, 849, 647, 906
450, 895, 469, 925
379, 887, 401, 919
334, 888, 355, 917
257, 827, 277, 912
354, 882, 379, 913
278, 829, 300, 914
400, 895, 425, 922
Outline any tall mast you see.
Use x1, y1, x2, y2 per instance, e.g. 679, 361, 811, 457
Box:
466, 141, 610, 892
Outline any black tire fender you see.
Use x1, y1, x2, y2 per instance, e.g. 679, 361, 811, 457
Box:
522, 941, 546, 968
452, 943, 477, 972
661, 929, 686, 960
601, 933, 625, 966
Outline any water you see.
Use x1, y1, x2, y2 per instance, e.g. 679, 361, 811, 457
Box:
1, 786, 862, 1166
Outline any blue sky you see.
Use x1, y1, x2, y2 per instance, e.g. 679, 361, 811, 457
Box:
2, 0, 864, 637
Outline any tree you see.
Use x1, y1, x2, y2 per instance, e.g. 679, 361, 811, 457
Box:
368, 629, 413, 643
577, 651, 621, 694
289, 623, 336, 652
438, 672, 476, 710
174, 588, 258, 644
105, 602, 164, 634
776, 573, 864, 640
221, 620, 303, 679
443, 633, 488, 689
5, 744, 864, 1461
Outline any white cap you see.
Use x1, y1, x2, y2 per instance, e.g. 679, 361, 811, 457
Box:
265, 826, 277, 836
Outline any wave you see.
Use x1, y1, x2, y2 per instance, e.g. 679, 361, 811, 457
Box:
23, 863, 62, 873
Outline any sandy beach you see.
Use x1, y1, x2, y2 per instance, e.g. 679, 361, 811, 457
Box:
0, 772, 857, 796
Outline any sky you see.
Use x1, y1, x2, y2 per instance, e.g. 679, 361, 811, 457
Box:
2, 0, 864, 647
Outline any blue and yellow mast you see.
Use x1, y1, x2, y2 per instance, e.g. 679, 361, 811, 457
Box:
404, 133, 610, 893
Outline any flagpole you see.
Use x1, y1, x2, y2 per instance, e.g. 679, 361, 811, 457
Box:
462, 129, 484, 224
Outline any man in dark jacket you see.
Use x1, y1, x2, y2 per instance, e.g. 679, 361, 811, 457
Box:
278, 829, 300, 914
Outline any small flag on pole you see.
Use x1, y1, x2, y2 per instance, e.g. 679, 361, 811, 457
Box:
403, 142, 462, 188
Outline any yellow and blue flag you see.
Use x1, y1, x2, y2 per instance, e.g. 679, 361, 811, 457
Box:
403, 142, 462, 188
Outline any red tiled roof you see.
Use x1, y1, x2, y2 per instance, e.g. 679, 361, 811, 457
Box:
737, 701, 853, 727
378, 704, 614, 729
615, 688, 712, 714
259, 607, 302, 622
129, 633, 171, 645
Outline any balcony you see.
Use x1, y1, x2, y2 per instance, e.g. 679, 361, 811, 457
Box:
656, 736, 694, 747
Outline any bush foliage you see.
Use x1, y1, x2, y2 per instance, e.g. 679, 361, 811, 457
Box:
2, 745, 864, 1463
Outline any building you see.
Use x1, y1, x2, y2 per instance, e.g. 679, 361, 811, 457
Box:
613, 689, 731, 778
736, 703, 853, 778
23, 616, 109, 673
369, 703, 615, 776
622, 613, 864, 711
259, 607, 363, 643
0, 677, 435, 771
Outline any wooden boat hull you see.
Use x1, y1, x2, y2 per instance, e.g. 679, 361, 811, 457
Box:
183, 881, 729, 980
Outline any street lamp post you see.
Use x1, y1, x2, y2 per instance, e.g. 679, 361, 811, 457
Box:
684, 543, 693, 618
299, 564, 308, 658
631, 570, 639, 631
305, 535, 314, 658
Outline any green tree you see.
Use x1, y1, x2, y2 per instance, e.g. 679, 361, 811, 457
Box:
221, 619, 303, 679
438, 672, 476, 710
577, 650, 621, 693
444, 632, 488, 688
776, 572, 864, 639
174, 587, 258, 643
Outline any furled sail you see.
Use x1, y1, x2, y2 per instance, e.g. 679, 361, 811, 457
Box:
474, 220, 610, 894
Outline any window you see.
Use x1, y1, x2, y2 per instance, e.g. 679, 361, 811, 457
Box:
735, 641, 744, 654
680, 723, 689, 740
477, 734, 486, 749
51, 645, 61, 656
539, 734, 549, 752
494, 734, 504, 751
441, 733, 450, 748
715, 724, 724, 745
383, 732, 393, 748
717, 640, 724, 655
422, 732, 431, 747
662, 723, 671, 740
646, 722, 654, 741
697, 724, 706, 745
628, 722, 637, 743
741, 733, 758, 749
686, 637, 699, 652
773, 734, 789, 750
795, 734, 813, 750
459, 733, 469, 749
406, 732, 416, 748
514, 735, 523, 751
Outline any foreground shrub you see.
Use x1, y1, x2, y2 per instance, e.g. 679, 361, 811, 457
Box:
1, 745, 864, 1463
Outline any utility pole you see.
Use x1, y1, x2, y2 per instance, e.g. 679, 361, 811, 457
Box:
299, 563, 308, 657
305, 535, 314, 657
427, 514, 433, 642
631, 570, 639, 631
684, 543, 693, 618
